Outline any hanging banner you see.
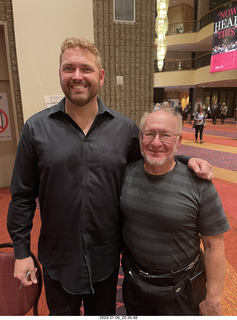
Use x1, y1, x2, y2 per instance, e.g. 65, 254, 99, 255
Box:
0, 93, 12, 141
210, 1, 237, 73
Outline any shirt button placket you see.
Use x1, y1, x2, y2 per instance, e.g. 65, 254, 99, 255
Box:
81, 139, 89, 245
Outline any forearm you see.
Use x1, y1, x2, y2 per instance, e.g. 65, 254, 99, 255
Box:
200, 235, 226, 315
7, 171, 38, 259
7, 123, 39, 259
204, 244, 226, 304
7, 199, 36, 259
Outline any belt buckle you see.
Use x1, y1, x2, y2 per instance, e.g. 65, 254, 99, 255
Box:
185, 261, 195, 271
185, 253, 200, 271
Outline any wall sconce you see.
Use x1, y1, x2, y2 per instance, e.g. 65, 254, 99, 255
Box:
155, 0, 169, 71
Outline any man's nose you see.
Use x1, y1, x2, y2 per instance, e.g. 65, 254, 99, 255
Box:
72, 68, 83, 79
151, 134, 162, 144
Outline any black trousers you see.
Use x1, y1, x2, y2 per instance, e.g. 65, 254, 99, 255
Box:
122, 255, 205, 316
195, 124, 204, 141
220, 114, 225, 124
43, 266, 119, 315
212, 113, 218, 124
123, 278, 194, 315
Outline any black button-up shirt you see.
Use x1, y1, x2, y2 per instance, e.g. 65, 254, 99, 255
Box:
7, 98, 141, 294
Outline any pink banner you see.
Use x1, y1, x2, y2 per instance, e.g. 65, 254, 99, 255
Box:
210, 50, 237, 72
210, 2, 237, 73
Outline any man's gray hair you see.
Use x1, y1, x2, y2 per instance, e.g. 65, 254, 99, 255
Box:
140, 108, 183, 134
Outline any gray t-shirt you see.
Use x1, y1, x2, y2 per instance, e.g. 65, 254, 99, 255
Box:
120, 160, 230, 271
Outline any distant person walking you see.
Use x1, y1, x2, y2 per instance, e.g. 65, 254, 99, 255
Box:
193, 104, 206, 144
211, 102, 219, 125
183, 102, 192, 124
175, 102, 182, 114
219, 103, 227, 124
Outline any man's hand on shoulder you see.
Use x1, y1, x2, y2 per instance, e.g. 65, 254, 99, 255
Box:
188, 158, 214, 180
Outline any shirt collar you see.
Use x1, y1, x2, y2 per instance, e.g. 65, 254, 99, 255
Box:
48, 98, 66, 115
48, 97, 115, 118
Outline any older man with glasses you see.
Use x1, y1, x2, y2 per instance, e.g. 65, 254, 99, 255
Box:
120, 107, 230, 316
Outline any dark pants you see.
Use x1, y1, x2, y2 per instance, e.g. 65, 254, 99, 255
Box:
220, 114, 225, 124
212, 113, 218, 124
122, 254, 205, 316
123, 278, 194, 315
43, 267, 119, 315
195, 125, 204, 141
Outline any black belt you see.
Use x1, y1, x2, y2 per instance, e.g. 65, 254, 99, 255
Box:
129, 251, 201, 281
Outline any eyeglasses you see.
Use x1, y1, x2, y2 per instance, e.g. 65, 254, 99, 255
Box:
141, 130, 180, 144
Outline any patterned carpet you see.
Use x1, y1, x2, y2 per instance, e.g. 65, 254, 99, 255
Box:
0, 118, 236, 316
177, 118, 237, 316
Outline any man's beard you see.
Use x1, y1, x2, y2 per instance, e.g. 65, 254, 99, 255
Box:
142, 152, 172, 166
61, 80, 100, 107
141, 145, 178, 167
66, 89, 97, 107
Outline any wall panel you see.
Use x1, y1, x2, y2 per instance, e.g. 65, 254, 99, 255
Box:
93, 0, 155, 124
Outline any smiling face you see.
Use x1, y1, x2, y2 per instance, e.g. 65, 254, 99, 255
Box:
140, 110, 182, 173
59, 47, 105, 107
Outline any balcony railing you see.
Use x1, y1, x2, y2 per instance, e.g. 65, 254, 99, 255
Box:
154, 53, 212, 72
166, 0, 234, 35
168, 21, 199, 35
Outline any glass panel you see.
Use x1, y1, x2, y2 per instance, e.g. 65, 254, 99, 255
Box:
219, 91, 227, 105
226, 91, 234, 117
203, 91, 210, 108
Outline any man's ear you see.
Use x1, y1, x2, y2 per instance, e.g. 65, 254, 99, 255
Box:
139, 131, 143, 142
99, 69, 105, 87
177, 134, 183, 148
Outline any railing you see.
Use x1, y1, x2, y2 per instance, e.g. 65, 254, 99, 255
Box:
166, 0, 235, 35
154, 1, 235, 72
154, 53, 212, 72
168, 21, 199, 35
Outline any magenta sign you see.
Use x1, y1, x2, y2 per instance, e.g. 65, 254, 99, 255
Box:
210, 2, 237, 73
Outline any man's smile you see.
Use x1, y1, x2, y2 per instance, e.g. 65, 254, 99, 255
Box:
70, 84, 87, 90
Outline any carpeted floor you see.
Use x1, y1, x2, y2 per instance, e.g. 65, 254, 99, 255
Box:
0, 118, 236, 316
177, 118, 237, 316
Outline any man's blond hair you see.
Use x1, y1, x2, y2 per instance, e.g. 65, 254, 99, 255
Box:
60, 37, 102, 70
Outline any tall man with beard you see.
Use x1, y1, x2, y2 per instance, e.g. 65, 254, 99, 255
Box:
120, 108, 230, 316
8, 38, 213, 316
